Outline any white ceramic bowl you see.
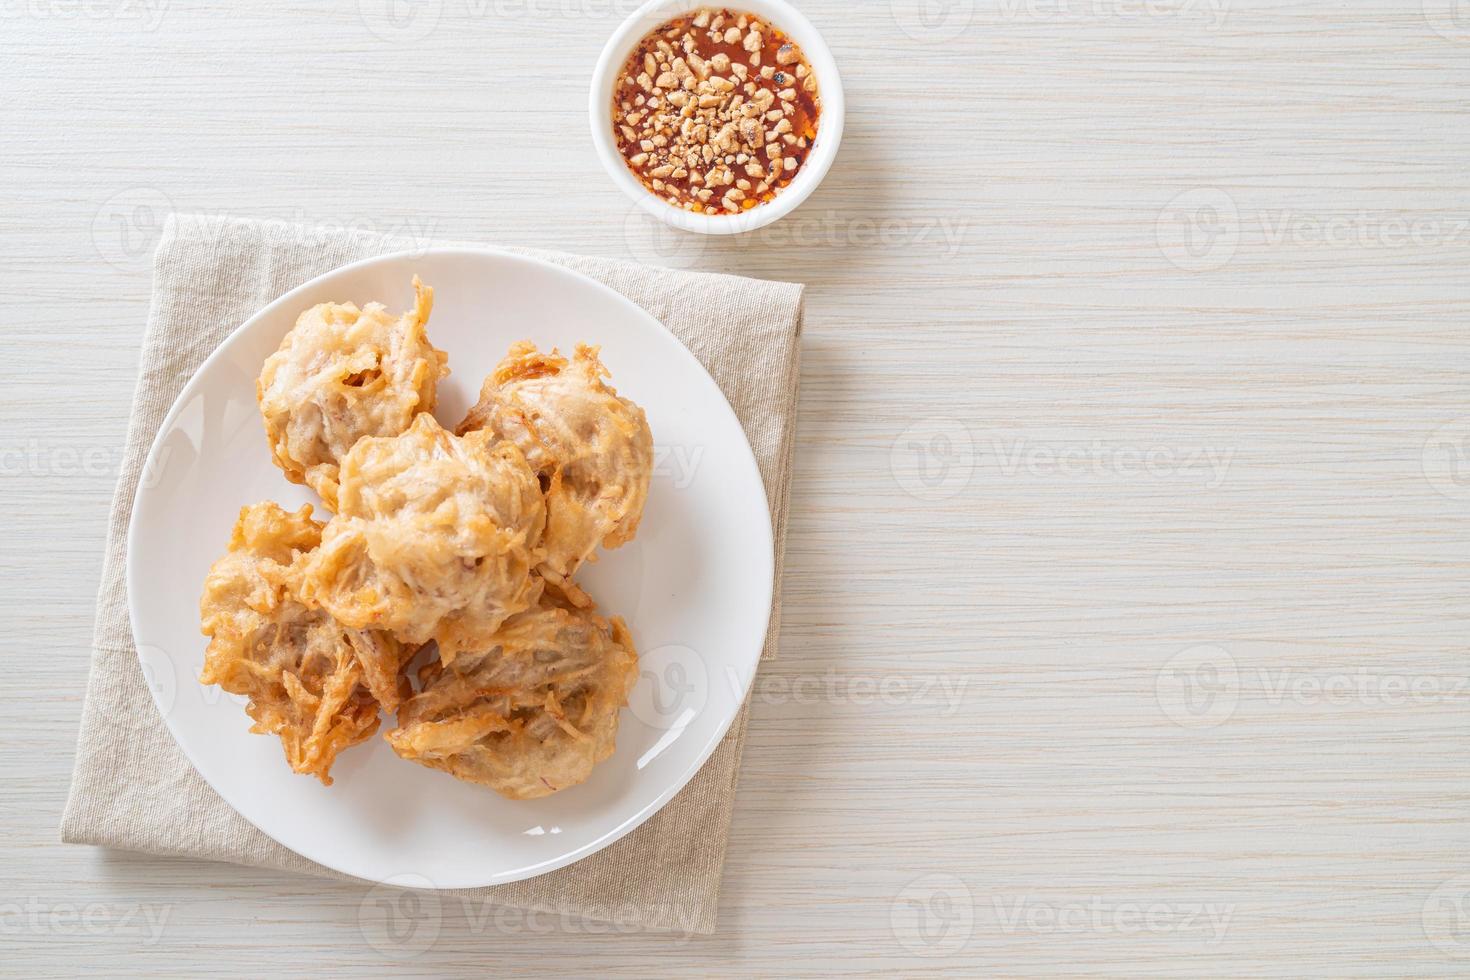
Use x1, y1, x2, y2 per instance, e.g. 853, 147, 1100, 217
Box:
590, 0, 845, 236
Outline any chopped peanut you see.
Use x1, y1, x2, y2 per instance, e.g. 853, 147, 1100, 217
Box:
611, 6, 820, 216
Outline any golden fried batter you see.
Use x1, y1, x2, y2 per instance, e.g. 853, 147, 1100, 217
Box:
385, 594, 639, 799
258, 277, 449, 511
299, 413, 546, 664
458, 342, 653, 598
199, 502, 410, 784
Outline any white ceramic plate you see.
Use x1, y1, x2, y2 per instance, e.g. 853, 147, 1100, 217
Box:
127, 249, 773, 888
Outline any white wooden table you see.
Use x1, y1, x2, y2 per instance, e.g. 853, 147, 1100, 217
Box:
4, 0, 1470, 974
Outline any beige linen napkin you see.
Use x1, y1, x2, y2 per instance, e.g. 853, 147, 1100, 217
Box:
61, 214, 803, 936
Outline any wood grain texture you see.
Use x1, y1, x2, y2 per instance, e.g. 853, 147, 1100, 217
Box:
3, 0, 1470, 974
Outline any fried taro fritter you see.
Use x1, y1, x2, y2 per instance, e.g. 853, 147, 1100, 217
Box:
457, 342, 653, 599
199, 502, 410, 784
298, 413, 546, 665
385, 594, 639, 800
257, 277, 449, 511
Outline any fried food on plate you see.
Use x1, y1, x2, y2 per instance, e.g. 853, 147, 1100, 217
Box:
458, 342, 654, 599
257, 277, 449, 511
199, 501, 411, 784
385, 593, 639, 799
299, 412, 546, 664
